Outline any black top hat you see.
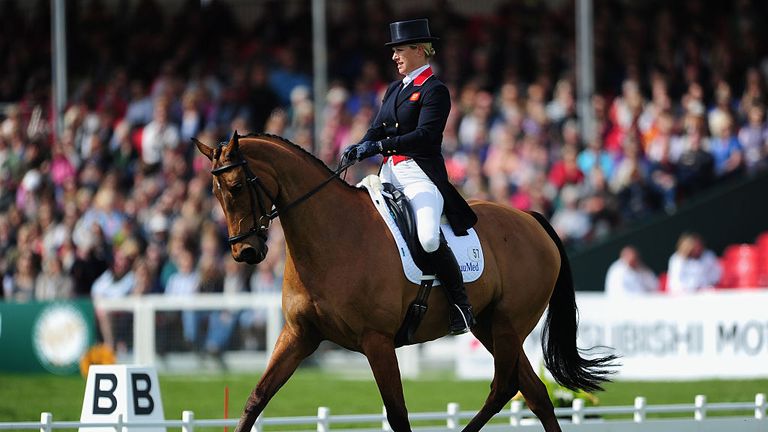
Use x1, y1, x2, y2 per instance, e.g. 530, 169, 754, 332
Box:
385, 18, 439, 47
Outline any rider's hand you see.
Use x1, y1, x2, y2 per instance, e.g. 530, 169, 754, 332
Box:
356, 140, 383, 161
341, 144, 359, 162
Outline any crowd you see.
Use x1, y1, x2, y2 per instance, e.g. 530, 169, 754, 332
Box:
2, 0, 768, 354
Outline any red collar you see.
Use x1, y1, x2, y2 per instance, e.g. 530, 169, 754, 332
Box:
413, 66, 433, 87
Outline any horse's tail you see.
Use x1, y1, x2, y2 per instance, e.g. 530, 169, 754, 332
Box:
529, 211, 618, 392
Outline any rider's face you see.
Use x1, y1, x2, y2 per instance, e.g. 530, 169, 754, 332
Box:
392, 45, 424, 76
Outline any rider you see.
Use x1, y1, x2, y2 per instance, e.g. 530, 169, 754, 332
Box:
344, 18, 478, 335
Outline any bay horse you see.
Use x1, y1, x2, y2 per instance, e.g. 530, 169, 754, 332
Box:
195, 132, 615, 432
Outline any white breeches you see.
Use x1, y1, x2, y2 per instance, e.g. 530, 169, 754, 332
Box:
380, 159, 444, 253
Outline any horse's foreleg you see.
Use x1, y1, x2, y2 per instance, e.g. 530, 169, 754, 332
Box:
234, 327, 319, 432
518, 350, 562, 432
361, 330, 411, 432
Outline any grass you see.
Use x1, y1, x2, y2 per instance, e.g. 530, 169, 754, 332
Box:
0, 369, 765, 427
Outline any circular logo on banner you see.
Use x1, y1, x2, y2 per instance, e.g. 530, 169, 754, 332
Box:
33, 303, 89, 374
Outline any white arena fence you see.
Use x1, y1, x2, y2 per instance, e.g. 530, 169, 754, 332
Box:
95, 293, 284, 366
95, 290, 768, 381
0, 394, 765, 432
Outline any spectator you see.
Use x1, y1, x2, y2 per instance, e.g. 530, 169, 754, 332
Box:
140, 98, 180, 173
677, 123, 715, 198
2, 250, 41, 302
35, 255, 74, 300
708, 112, 744, 180
550, 186, 591, 246
737, 102, 768, 174
91, 239, 140, 352
605, 246, 659, 295
548, 144, 584, 190
577, 136, 615, 181
667, 233, 722, 294
164, 247, 200, 349
248, 63, 280, 132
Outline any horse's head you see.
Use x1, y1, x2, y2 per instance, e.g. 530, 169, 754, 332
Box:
195, 131, 273, 264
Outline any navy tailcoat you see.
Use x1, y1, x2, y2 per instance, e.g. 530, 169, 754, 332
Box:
361, 69, 477, 235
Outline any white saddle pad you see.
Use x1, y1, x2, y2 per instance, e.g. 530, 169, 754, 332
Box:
357, 175, 484, 285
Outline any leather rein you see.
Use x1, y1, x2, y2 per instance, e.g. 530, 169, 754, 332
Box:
210, 148, 356, 245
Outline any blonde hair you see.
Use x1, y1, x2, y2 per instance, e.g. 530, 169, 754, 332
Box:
410, 42, 436, 58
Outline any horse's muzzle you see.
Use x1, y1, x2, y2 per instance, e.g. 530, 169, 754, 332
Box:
234, 242, 268, 264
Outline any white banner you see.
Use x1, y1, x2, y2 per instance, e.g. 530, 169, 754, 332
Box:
457, 290, 768, 380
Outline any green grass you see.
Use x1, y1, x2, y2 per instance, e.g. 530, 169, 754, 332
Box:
1, 369, 766, 426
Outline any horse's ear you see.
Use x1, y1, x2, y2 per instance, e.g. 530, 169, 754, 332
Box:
193, 138, 215, 161
231, 130, 240, 153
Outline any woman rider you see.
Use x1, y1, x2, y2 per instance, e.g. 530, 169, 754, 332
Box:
344, 18, 477, 335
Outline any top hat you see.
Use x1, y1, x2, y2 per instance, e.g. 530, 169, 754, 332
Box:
385, 19, 439, 47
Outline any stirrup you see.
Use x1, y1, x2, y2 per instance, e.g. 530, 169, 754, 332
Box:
449, 304, 474, 335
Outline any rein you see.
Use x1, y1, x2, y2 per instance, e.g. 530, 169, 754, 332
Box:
211, 148, 356, 245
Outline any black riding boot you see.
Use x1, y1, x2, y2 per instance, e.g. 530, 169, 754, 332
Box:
427, 240, 476, 335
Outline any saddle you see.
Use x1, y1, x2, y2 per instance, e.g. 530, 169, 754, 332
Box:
381, 183, 432, 271
380, 183, 437, 347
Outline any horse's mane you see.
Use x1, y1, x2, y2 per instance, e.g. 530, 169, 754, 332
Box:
242, 132, 358, 191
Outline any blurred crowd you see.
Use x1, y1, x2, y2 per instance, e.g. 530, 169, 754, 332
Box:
3, 0, 768, 352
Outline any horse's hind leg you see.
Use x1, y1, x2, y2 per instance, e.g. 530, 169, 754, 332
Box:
361, 330, 411, 432
462, 321, 521, 432
518, 350, 562, 432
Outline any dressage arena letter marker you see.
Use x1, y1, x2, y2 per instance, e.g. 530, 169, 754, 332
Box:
79, 365, 166, 432
93, 373, 118, 414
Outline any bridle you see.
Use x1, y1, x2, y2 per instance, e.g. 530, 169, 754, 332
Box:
209, 141, 356, 246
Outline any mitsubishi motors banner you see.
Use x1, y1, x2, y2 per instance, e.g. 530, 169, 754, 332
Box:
457, 290, 768, 380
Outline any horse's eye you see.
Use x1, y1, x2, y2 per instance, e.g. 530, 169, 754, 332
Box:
231, 183, 244, 194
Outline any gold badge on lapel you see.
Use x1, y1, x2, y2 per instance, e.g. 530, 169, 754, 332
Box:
409, 92, 421, 101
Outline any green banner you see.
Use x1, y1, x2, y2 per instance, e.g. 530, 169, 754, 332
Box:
0, 299, 96, 374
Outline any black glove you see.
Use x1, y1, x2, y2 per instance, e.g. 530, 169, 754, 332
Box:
341, 144, 359, 163
356, 140, 383, 161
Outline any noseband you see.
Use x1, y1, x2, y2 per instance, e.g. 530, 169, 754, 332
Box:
211, 147, 356, 246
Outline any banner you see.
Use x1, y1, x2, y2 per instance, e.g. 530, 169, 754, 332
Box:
0, 299, 96, 374
457, 290, 768, 380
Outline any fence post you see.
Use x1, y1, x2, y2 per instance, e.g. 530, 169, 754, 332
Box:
572, 398, 584, 425
633, 396, 646, 423
694, 395, 707, 421
756, 393, 766, 420
510, 400, 523, 427
447, 403, 460, 430
317, 406, 330, 432
182, 410, 195, 432
382, 406, 391, 431
40, 412, 52, 432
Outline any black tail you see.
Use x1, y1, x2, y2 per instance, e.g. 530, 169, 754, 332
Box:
529, 212, 618, 392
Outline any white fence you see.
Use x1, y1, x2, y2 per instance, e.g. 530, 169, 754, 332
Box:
97, 290, 768, 380
1, 394, 765, 432
95, 293, 283, 366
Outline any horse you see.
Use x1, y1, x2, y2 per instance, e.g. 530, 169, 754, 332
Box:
194, 132, 616, 432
